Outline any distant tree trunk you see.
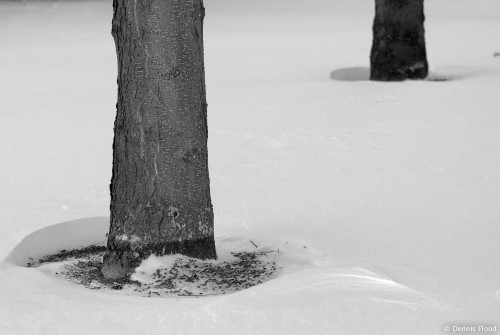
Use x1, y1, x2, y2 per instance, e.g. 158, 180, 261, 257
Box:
370, 0, 428, 81
101, 0, 216, 279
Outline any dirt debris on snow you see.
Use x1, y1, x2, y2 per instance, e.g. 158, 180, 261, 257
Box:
28, 245, 280, 297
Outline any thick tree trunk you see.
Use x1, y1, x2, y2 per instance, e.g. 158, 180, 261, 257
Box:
370, 0, 428, 81
101, 0, 216, 279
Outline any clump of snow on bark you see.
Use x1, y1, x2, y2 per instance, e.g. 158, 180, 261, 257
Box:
131, 254, 177, 283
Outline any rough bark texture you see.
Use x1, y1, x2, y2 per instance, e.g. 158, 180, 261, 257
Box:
370, 0, 428, 81
101, 0, 216, 279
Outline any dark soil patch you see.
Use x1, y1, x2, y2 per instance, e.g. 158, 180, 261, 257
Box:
28, 245, 280, 297
427, 77, 450, 82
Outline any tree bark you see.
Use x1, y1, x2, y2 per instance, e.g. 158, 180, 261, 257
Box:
101, 0, 216, 279
370, 0, 428, 81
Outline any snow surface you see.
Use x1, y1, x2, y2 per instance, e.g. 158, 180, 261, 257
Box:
1, 0, 500, 334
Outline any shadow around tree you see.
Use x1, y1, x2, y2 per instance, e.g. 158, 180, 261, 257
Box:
330, 67, 370, 82
330, 66, 464, 82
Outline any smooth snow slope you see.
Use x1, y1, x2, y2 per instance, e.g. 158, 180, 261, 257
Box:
1, 0, 500, 334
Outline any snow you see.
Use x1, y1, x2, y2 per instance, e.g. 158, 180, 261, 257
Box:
1, 0, 500, 333
131, 255, 179, 283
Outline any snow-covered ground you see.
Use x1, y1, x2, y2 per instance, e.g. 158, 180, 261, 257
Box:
1, 0, 500, 333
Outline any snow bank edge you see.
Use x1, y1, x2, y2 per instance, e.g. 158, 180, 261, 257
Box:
2, 217, 109, 267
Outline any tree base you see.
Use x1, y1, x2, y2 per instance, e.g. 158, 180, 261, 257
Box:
100, 237, 217, 280
29, 245, 279, 297
370, 65, 428, 82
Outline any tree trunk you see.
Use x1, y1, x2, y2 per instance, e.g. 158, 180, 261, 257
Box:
370, 0, 428, 81
101, 0, 216, 279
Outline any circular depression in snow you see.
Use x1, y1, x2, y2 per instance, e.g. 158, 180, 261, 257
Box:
4, 217, 108, 267
330, 67, 370, 81
3, 218, 323, 297
329, 66, 472, 82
